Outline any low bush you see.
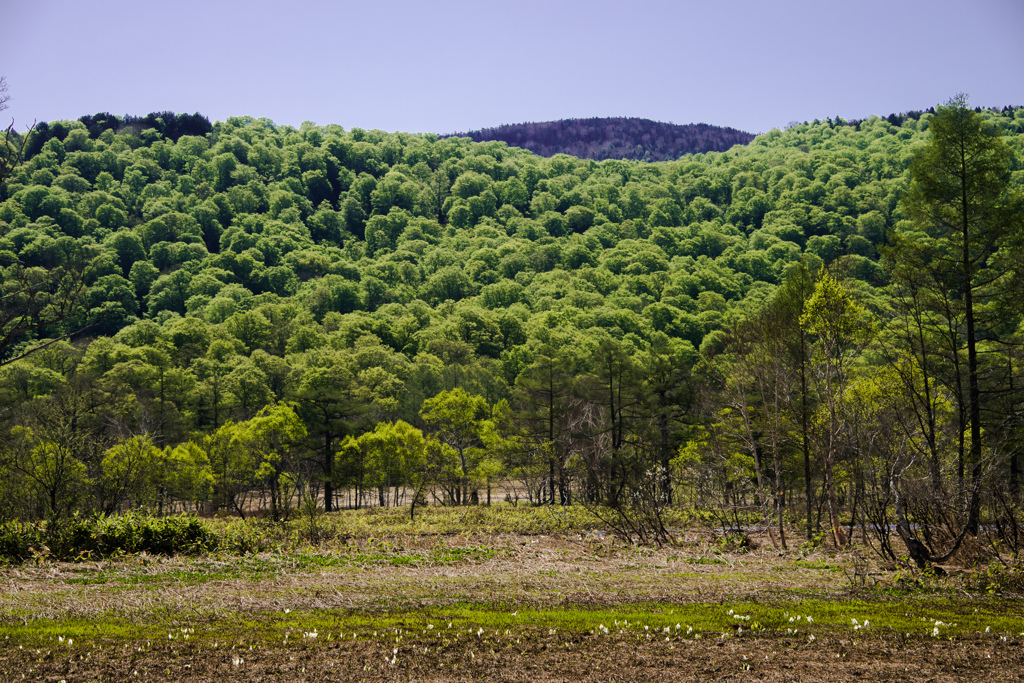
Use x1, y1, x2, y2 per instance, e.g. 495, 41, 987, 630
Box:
0, 513, 219, 563
0, 521, 44, 563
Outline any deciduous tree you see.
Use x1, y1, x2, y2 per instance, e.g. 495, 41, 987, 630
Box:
800, 270, 870, 547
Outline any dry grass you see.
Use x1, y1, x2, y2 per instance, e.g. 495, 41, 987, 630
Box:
0, 530, 866, 622
2, 507, 1023, 681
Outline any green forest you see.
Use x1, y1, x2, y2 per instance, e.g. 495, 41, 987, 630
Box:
1, 97, 1022, 567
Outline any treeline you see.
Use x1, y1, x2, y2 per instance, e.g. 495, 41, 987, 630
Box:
1, 102, 1023, 564
821, 104, 1022, 132
449, 117, 756, 161
24, 111, 213, 160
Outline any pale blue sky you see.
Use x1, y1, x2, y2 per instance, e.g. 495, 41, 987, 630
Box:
3, 0, 1022, 135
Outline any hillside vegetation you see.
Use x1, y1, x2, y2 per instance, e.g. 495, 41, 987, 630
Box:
0, 101, 1023, 569
449, 117, 755, 161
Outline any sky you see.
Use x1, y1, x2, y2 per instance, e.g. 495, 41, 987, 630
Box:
2, 0, 1022, 136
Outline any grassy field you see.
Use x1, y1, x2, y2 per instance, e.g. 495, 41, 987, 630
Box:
2, 505, 1023, 681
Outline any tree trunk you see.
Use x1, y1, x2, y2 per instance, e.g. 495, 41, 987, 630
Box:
801, 348, 813, 541
824, 449, 847, 547
323, 429, 334, 513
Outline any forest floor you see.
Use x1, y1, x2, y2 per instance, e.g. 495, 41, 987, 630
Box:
1, 507, 1023, 681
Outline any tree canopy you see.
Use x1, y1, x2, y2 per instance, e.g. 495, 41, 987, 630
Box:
0, 101, 1022, 564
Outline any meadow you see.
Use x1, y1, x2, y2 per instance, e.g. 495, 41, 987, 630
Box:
2, 506, 1023, 681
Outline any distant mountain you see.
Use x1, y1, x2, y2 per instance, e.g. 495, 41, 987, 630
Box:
446, 117, 755, 161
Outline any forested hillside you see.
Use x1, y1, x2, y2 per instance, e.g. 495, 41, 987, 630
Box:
1, 101, 1022, 564
449, 117, 755, 161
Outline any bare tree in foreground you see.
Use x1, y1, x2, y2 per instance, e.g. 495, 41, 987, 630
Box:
1, 76, 35, 190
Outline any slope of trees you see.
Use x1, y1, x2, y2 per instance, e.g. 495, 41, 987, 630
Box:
1, 100, 1023, 566
449, 117, 756, 161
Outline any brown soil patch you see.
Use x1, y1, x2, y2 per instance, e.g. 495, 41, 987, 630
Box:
3, 632, 1022, 682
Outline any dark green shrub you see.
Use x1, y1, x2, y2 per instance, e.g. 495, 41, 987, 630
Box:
137, 515, 218, 554
0, 521, 43, 563
0, 513, 222, 563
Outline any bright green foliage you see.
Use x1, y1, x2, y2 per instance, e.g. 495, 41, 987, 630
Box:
23, 434, 92, 520
358, 420, 426, 506
420, 388, 491, 504
163, 441, 215, 509
800, 270, 869, 361
199, 404, 306, 519
800, 271, 871, 547
203, 420, 253, 518
233, 403, 307, 521
99, 435, 164, 513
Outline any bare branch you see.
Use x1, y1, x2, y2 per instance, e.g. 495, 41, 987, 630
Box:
1, 76, 36, 190
0, 261, 93, 366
